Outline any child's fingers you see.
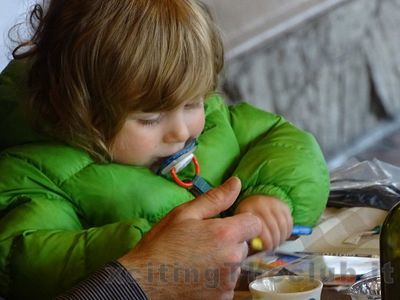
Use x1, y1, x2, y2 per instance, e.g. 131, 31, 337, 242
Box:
259, 226, 274, 251
263, 217, 281, 248
275, 211, 292, 243
270, 205, 293, 242
284, 213, 294, 240
220, 213, 262, 244
258, 211, 292, 249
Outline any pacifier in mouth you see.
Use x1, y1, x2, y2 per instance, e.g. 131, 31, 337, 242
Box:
156, 139, 197, 175
155, 139, 213, 195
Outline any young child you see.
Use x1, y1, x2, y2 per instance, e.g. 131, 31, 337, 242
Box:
0, 0, 329, 298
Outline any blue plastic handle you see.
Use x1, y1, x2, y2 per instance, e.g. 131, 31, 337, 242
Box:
292, 225, 312, 235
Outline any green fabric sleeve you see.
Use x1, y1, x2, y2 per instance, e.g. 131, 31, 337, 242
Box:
227, 101, 330, 226
0, 154, 150, 299
0, 196, 148, 299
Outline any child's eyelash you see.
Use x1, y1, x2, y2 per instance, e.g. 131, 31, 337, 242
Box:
185, 102, 203, 109
138, 119, 161, 126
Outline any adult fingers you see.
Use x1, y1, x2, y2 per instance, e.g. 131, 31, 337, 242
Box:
174, 177, 242, 221
218, 243, 248, 292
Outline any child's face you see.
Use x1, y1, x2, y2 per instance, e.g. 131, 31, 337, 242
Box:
111, 98, 205, 167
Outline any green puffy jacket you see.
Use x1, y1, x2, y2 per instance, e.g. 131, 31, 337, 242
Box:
0, 60, 329, 299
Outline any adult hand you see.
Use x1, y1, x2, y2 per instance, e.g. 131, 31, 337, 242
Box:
235, 195, 293, 251
118, 177, 262, 300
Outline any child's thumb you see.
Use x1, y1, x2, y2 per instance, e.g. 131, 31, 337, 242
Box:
178, 177, 241, 220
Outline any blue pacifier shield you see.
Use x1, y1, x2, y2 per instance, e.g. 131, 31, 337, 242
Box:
156, 139, 197, 175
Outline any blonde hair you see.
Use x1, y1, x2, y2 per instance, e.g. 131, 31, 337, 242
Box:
13, 0, 224, 161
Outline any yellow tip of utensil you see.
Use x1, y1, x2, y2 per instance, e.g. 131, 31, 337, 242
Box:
250, 237, 263, 251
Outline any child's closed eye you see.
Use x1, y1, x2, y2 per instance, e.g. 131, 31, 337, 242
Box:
131, 112, 162, 126
184, 100, 204, 110
137, 118, 161, 126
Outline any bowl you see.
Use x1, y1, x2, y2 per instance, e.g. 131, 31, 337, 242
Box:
249, 275, 323, 300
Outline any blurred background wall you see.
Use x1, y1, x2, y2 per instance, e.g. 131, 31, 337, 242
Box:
1, 0, 400, 164
204, 0, 400, 163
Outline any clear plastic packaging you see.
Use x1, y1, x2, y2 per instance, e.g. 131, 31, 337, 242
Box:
328, 158, 400, 211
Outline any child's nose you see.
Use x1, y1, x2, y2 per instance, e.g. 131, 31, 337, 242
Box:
164, 120, 191, 143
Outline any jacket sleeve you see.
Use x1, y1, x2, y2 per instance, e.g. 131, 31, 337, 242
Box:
225, 100, 330, 226
0, 156, 150, 299
55, 261, 148, 300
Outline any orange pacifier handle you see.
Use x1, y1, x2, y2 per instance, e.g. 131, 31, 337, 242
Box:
170, 155, 200, 188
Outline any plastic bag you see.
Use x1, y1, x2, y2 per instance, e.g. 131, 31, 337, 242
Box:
328, 158, 400, 211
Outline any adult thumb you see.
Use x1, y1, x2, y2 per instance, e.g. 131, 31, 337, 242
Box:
177, 177, 242, 220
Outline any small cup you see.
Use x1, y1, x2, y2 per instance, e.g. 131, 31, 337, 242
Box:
249, 275, 323, 300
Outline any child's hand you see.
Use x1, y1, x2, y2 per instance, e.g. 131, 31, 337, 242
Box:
235, 195, 293, 251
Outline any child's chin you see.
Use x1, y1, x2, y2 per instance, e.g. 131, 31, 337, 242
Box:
149, 158, 165, 172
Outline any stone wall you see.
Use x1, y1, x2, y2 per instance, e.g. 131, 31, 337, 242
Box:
218, 0, 400, 158
202, 0, 324, 53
